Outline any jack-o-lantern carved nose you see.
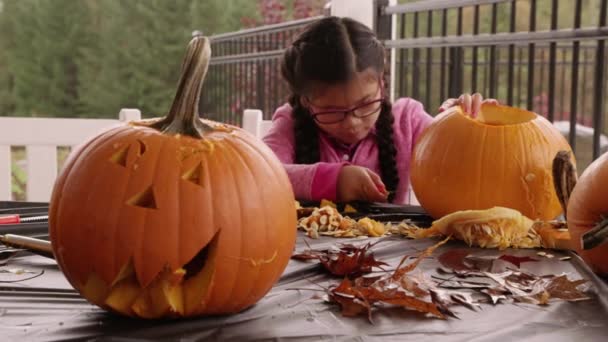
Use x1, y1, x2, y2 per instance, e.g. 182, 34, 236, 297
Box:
127, 185, 157, 209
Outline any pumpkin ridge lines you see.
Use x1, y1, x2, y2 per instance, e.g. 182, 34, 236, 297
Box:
436, 118, 452, 212
213, 142, 243, 310
175, 138, 181, 278
103, 129, 152, 285
182, 150, 217, 314
111, 131, 152, 286
51, 127, 126, 236
177, 145, 217, 270
500, 127, 506, 208
50, 126, 126, 265
222, 138, 272, 308
133, 133, 165, 288
516, 126, 536, 216
62, 127, 135, 285
238, 135, 297, 287
476, 127, 487, 210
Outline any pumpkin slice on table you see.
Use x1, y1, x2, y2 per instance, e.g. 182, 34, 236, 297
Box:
49, 36, 297, 319
410, 103, 573, 220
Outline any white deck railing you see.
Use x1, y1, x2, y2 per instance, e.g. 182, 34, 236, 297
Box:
0, 109, 141, 202
2, 108, 606, 204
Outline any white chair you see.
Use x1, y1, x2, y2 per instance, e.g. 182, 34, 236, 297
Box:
0, 108, 141, 202
242, 109, 273, 139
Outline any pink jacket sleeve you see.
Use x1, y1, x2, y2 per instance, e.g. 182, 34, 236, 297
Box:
400, 98, 434, 149
262, 104, 344, 201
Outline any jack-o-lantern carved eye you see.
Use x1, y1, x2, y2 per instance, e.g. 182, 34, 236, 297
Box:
110, 145, 129, 167
127, 185, 157, 209
109, 140, 148, 168
136, 140, 146, 156
182, 161, 204, 187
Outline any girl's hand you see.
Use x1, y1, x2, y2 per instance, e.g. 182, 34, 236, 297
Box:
439, 93, 499, 118
337, 165, 388, 203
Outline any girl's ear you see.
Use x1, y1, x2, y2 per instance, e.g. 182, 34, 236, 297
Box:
299, 96, 309, 108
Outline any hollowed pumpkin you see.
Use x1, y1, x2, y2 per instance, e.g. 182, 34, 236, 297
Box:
49, 36, 297, 318
410, 104, 573, 220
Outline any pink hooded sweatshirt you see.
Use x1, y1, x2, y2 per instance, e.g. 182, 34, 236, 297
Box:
262, 98, 433, 204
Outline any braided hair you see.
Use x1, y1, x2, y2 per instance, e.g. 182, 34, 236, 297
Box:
281, 16, 399, 201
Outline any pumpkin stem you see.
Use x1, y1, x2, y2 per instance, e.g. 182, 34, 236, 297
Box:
581, 216, 608, 250
149, 35, 213, 138
552, 150, 577, 220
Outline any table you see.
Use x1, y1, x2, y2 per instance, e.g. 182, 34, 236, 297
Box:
1, 203, 608, 341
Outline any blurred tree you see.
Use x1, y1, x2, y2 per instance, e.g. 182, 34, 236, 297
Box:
2, 0, 90, 117
0, 0, 256, 118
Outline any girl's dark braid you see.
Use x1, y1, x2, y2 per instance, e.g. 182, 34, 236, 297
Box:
375, 99, 399, 202
290, 94, 320, 164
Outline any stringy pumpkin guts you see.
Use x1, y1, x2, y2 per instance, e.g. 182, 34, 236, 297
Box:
400, 207, 570, 250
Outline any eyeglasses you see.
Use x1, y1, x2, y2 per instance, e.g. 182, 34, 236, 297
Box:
307, 87, 384, 124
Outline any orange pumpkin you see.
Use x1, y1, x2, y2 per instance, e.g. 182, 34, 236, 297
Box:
48, 36, 297, 318
566, 151, 608, 275
410, 104, 573, 220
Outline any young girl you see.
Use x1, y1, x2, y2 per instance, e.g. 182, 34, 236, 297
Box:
263, 16, 494, 204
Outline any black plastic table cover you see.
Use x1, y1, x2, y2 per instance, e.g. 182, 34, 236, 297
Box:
1, 209, 608, 341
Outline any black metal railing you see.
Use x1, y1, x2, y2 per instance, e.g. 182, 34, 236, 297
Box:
199, 0, 607, 170
201, 16, 324, 126
377, 0, 608, 163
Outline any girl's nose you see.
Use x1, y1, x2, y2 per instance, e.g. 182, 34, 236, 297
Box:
342, 111, 362, 127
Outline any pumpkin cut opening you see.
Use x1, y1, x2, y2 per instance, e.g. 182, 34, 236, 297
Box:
183, 237, 212, 280
474, 104, 537, 126
79, 234, 220, 318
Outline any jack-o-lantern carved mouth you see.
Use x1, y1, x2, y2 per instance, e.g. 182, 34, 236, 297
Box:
81, 232, 220, 318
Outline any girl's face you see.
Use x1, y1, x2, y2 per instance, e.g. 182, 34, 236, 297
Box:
304, 69, 382, 145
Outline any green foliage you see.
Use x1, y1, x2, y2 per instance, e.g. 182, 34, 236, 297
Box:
0, 0, 256, 119
11, 156, 26, 201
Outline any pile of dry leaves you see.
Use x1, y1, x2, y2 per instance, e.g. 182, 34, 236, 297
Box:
291, 238, 591, 322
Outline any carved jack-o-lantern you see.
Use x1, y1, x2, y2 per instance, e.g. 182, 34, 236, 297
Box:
49, 37, 297, 318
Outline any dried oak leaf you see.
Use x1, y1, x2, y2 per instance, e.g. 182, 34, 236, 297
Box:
429, 289, 458, 318
498, 254, 539, 268
329, 278, 373, 320
530, 275, 589, 304
481, 287, 509, 304
325, 238, 452, 323
292, 242, 388, 277
367, 287, 444, 319
329, 278, 445, 323
392, 236, 451, 280
291, 250, 324, 261
320, 247, 387, 277
437, 249, 471, 271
